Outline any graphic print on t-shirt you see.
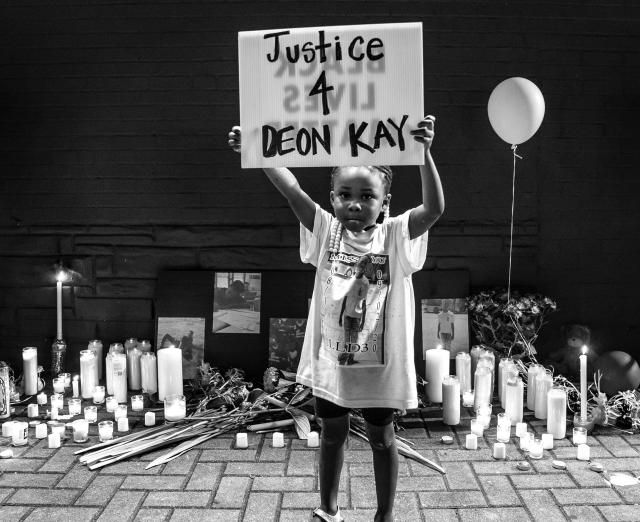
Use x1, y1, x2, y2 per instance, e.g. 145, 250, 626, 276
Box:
320, 250, 390, 367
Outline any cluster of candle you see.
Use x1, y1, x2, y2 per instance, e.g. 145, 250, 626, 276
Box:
234, 431, 320, 450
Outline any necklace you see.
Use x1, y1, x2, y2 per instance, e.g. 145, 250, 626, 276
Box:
329, 220, 343, 254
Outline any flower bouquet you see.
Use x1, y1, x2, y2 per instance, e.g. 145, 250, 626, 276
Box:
467, 288, 557, 359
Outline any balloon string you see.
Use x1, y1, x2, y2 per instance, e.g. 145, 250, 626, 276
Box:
507, 144, 522, 303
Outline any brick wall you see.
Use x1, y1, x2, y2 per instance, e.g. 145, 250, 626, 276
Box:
1, 1, 638, 373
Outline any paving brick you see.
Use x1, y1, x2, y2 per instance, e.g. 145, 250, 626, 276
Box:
472, 460, 528, 475
418, 490, 487, 508
144, 491, 211, 508
551, 487, 622, 505
519, 489, 566, 521
251, 476, 315, 491
281, 491, 348, 509
75, 475, 123, 506
161, 450, 199, 475
6, 487, 80, 505
242, 492, 279, 522
185, 462, 224, 491
198, 437, 237, 449
458, 506, 532, 521
121, 474, 187, 490
213, 476, 251, 508
170, 509, 241, 521
225, 462, 286, 476
396, 474, 446, 491
23, 507, 100, 521
613, 483, 640, 504
286, 450, 316, 475
553, 445, 613, 460
98, 461, 162, 475
278, 509, 315, 522
134, 508, 172, 522
563, 505, 605, 521
565, 461, 610, 487
0, 458, 42, 472
422, 508, 459, 522
598, 505, 640, 522
0, 506, 32, 520
593, 457, 640, 471
349, 460, 410, 477
55, 466, 97, 488
443, 462, 481, 490
0, 472, 61, 487
478, 474, 521, 506
258, 444, 289, 462
437, 447, 494, 461
97, 491, 145, 521
511, 473, 576, 489
37, 447, 77, 473
595, 436, 640, 457
200, 449, 258, 462
390, 492, 421, 521
407, 458, 446, 477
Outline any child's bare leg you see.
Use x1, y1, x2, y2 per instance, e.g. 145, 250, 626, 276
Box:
365, 420, 398, 522
317, 415, 350, 517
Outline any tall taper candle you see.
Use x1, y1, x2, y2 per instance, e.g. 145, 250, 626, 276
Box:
442, 375, 461, 425
111, 353, 127, 403
527, 364, 544, 411
22, 347, 38, 395
80, 349, 97, 399
505, 375, 524, 425
474, 365, 492, 410
534, 370, 554, 420
580, 345, 588, 421
424, 345, 449, 403
157, 346, 183, 401
88, 340, 103, 382
56, 276, 63, 339
470, 345, 484, 380
455, 352, 471, 394
547, 386, 567, 439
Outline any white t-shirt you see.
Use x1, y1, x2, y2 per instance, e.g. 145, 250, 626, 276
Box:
296, 204, 429, 410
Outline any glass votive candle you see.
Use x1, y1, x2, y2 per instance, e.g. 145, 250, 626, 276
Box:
493, 442, 506, 459
93, 386, 105, 405
114, 405, 127, 421
68, 398, 82, 416
84, 405, 98, 423
164, 394, 186, 422
470, 418, 484, 436
98, 420, 114, 442
52, 377, 65, 393
49, 421, 66, 437
106, 396, 118, 412
529, 437, 543, 459
573, 426, 587, 445
475, 403, 492, 428
51, 393, 64, 410
577, 443, 590, 461
496, 421, 511, 443
465, 433, 478, 450
35, 423, 48, 439
117, 417, 129, 432
60, 373, 71, 387
72, 419, 89, 443
27, 404, 39, 418
542, 433, 554, 450
462, 390, 475, 408
131, 395, 144, 411
519, 432, 531, 451
515, 422, 528, 437
48, 432, 61, 448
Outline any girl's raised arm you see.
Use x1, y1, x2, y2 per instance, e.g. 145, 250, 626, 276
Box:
229, 126, 316, 231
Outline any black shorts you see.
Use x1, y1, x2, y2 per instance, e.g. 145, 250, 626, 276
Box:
314, 396, 395, 426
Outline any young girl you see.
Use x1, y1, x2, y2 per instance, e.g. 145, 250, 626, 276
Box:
228, 115, 444, 522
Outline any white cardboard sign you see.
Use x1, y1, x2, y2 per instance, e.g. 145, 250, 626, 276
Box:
238, 22, 424, 169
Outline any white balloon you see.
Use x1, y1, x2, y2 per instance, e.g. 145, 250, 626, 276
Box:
488, 77, 545, 145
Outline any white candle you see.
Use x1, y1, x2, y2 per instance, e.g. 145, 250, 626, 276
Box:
12, 422, 28, 445
307, 431, 320, 448
424, 345, 449, 403
60, 373, 71, 388
573, 426, 587, 445
272, 432, 285, 448
529, 438, 543, 459
51, 393, 64, 410
72, 375, 79, 398
498, 357, 511, 406
48, 432, 61, 448
117, 417, 129, 432
534, 370, 554, 420
35, 423, 47, 439
52, 378, 65, 393
50, 407, 58, 420
2, 421, 16, 437
542, 433, 554, 450
138, 339, 152, 352
462, 390, 475, 408
455, 352, 471, 394
496, 413, 511, 443
99, 420, 114, 441
144, 412, 156, 426
88, 340, 103, 382
37, 392, 48, 405
93, 386, 105, 405
580, 345, 588, 421
84, 406, 97, 423
476, 404, 492, 429
22, 347, 38, 395
72, 419, 89, 442
111, 353, 127, 403
515, 422, 528, 437
235, 432, 249, 449
577, 443, 590, 461
131, 395, 144, 411
519, 432, 531, 450
27, 404, 39, 418
164, 394, 186, 421
68, 398, 82, 416
470, 346, 484, 378
49, 421, 65, 435
527, 364, 544, 411
473, 365, 492, 410
504, 376, 524, 425
106, 396, 118, 412
493, 442, 506, 459
56, 275, 63, 340
127, 344, 142, 391
80, 350, 97, 399
140, 352, 158, 395
441, 375, 460, 425
114, 405, 127, 420
470, 418, 484, 436
157, 346, 183, 401
465, 433, 478, 450
547, 387, 567, 439
105, 352, 114, 395
478, 351, 495, 395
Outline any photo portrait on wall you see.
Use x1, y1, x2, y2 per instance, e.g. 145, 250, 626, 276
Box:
212, 272, 262, 334
156, 316, 206, 379
268, 318, 307, 374
421, 298, 469, 358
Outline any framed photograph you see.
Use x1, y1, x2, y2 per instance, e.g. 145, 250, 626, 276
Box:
268, 318, 306, 373
421, 298, 469, 358
156, 316, 206, 379
212, 272, 262, 334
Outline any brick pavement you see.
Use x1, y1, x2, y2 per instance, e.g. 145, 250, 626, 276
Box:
1, 408, 639, 521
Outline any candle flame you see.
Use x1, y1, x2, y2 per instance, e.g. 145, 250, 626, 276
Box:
73, 375, 79, 381
436, 344, 443, 350
581, 345, 588, 355
56, 271, 67, 283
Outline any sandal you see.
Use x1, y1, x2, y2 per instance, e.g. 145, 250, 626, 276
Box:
313, 507, 344, 522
